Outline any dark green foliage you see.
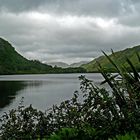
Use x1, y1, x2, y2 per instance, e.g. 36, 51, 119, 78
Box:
48, 128, 79, 140
109, 132, 138, 140
48, 127, 97, 140
49, 129, 138, 140
0, 51, 140, 139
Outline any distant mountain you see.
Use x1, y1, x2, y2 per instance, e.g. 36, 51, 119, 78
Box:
70, 61, 89, 67
47, 62, 69, 68
82, 45, 140, 72
0, 38, 86, 74
48, 61, 89, 68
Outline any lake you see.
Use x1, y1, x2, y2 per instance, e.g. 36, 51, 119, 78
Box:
0, 73, 105, 115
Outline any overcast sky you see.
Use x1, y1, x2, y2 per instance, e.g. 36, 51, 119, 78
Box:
0, 0, 140, 64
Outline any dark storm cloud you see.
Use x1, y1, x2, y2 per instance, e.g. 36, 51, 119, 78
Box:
0, 0, 126, 17
0, 0, 140, 63
41, 0, 122, 17
0, 0, 46, 12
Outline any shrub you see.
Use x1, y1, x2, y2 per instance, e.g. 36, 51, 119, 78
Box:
109, 132, 138, 140
48, 129, 138, 140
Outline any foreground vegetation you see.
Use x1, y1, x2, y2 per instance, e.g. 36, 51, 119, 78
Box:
0, 52, 140, 139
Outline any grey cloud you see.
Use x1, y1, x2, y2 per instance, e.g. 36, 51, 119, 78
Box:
0, 0, 129, 18
1, 11, 140, 63
119, 15, 140, 27
0, 0, 46, 12
0, 1, 140, 63
114, 1, 140, 27
42, 0, 122, 17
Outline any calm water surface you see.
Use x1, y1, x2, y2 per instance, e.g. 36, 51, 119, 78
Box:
0, 73, 104, 115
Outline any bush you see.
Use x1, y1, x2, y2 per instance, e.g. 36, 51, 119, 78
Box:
109, 132, 138, 140
0, 52, 140, 139
49, 130, 138, 140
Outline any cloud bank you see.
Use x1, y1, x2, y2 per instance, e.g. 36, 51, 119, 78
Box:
0, 0, 140, 64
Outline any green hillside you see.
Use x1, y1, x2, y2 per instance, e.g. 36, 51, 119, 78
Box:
82, 45, 140, 72
0, 38, 86, 74
0, 38, 55, 74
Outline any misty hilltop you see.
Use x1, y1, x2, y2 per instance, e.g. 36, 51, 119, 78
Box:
47, 61, 89, 68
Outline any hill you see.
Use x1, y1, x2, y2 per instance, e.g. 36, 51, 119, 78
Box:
47, 61, 89, 68
0, 38, 86, 74
47, 62, 69, 68
70, 61, 89, 67
0, 38, 55, 74
82, 45, 140, 72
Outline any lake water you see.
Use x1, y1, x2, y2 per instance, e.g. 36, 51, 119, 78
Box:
0, 73, 105, 115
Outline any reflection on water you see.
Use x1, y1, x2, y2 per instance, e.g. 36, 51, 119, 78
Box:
0, 81, 26, 108
0, 81, 44, 109
0, 74, 105, 114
